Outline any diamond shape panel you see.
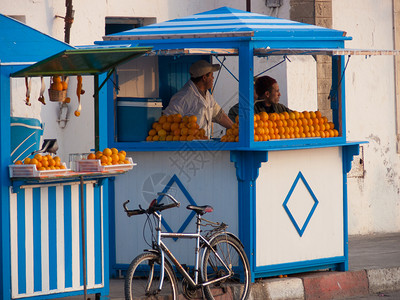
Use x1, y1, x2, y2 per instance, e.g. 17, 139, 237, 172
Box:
282, 171, 319, 237
157, 174, 197, 238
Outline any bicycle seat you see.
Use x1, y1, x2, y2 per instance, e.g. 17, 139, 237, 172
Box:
187, 205, 213, 215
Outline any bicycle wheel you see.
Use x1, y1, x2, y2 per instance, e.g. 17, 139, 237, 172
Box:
202, 234, 251, 300
125, 252, 178, 300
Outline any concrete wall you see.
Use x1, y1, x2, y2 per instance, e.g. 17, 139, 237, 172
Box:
332, 0, 400, 234
1, 0, 399, 234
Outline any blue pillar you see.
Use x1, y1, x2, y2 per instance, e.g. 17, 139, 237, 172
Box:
0, 65, 12, 300
230, 150, 268, 282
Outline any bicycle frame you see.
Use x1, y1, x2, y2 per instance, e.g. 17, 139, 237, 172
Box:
152, 210, 233, 291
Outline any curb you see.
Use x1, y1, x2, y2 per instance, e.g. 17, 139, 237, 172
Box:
250, 267, 400, 300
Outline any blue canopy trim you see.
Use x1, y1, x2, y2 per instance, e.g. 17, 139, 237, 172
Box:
103, 7, 350, 43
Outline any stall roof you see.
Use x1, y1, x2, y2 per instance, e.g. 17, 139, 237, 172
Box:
102, 6, 350, 44
0, 14, 73, 64
147, 48, 400, 57
11, 46, 152, 77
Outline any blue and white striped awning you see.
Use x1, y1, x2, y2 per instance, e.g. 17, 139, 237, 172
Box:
103, 6, 349, 42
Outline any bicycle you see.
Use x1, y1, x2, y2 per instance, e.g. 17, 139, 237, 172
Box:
123, 192, 251, 300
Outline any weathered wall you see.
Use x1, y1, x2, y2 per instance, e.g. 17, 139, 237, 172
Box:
333, 0, 400, 234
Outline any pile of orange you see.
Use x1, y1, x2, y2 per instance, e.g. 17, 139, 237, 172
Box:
87, 148, 129, 166
146, 114, 208, 141
221, 110, 339, 142
15, 154, 67, 171
49, 75, 68, 91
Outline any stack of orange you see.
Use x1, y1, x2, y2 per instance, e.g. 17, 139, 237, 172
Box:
87, 148, 129, 166
146, 114, 208, 141
15, 154, 66, 171
221, 110, 339, 142
50, 75, 68, 91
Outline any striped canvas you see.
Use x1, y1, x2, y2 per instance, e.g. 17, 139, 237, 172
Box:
9, 181, 104, 298
106, 6, 346, 40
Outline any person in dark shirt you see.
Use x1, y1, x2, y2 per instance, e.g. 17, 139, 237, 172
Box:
228, 75, 291, 122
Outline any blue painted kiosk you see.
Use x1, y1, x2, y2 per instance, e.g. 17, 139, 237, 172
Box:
0, 15, 150, 299
94, 7, 367, 281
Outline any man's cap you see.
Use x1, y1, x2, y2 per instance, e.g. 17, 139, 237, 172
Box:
189, 60, 221, 78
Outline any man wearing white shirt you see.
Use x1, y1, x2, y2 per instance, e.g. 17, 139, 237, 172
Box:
163, 60, 233, 138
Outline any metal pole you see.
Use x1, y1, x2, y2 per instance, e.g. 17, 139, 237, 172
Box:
80, 176, 87, 300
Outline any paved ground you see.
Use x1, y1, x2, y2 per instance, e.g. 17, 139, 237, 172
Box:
61, 232, 400, 300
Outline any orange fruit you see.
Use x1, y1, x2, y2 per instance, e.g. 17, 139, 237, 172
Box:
100, 156, 109, 164
182, 116, 189, 123
53, 76, 61, 83
87, 153, 96, 160
158, 116, 167, 124
173, 128, 181, 136
41, 160, 49, 167
154, 124, 163, 132
64, 97, 71, 103
30, 158, 38, 165
189, 115, 197, 123
162, 122, 172, 131
15, 160, 23, 165
283, 112, 290, 119
173, 114, 182, 123
166, 135, 173, 141
103, 148, 112, 156
152, 135, 160, 141
111, 154, 119, 164
61, 81, 68, 90
48, 158, 56, 167
167, 115, 174, 123
34, 154, 43, 162
260, 112, 269, 122
187, 122, 199, 129
333, 129, 339, 137
303, 111, 311, 119
74, 111, 80, 117
158, 129, 167, 137
315, 111, 322, 118
186, 135, 195, 141
23, 157, 31, 164
146, 136, 152, 141
152, 122, 160, 129
181, 128, 189, 136
111, 148, 118, 155
149, 129, 157, 136
95, 151, 103, 159
53, 82, 63, 91
170, 123, 179, 132
179, 136, 187, 141
172, 136, 180, 141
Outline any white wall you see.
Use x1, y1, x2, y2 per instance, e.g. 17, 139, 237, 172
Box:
333, 0, 400, 234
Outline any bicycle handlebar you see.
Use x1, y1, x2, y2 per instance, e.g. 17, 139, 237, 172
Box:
123, 193, 180, 217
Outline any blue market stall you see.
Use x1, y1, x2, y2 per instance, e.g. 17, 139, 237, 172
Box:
0, 15, 149, 300
94, 7, 369, 281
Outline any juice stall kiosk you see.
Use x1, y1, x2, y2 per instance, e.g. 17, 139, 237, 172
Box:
94, 7, 379, 280
0, 14, 150, 300
1, 7, 396, 300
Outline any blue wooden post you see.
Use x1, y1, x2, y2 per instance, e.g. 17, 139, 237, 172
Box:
0, 65, 12, 300
238, 43, 255, 148
230, 151, 268, 282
